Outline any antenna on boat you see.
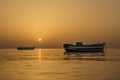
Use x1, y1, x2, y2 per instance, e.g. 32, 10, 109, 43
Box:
103, 42, 106, 53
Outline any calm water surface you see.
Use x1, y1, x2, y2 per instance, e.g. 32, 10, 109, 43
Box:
0, 49, 120, 80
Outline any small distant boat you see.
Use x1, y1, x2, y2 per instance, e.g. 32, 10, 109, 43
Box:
63, 42, 106, 53
17, 47, 35, 50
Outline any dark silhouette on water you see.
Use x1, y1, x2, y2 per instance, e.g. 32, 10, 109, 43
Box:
63, 42, 106, 53
17, 47, 35, 50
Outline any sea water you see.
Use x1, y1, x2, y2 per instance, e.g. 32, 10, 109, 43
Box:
0, 49, 120, 80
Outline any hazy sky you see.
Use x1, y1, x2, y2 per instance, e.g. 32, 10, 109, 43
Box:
0, 0, 120, 48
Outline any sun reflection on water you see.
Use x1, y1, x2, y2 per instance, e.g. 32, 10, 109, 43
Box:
38, 49, 42, 60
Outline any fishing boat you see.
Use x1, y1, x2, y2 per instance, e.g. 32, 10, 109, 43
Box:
17, 47, 35, 50
63, 42, 105, 53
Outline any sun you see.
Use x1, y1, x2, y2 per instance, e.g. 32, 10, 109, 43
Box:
38, 38, 42, 42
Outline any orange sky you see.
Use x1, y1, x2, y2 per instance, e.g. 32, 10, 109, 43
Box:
0, 0, 120, 48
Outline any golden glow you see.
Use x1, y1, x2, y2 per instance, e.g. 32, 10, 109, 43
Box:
0, 0, 120, 48
38, 38, 42, 42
